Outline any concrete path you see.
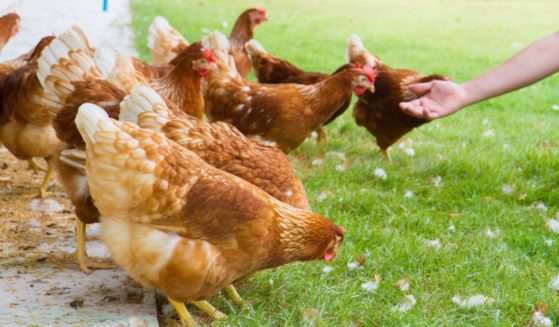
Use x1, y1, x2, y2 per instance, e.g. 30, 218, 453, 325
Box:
0, 1, 158, 325
0, 0, 137, 61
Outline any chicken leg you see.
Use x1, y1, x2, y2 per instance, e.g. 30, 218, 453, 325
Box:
192, 301, 226, 320
75, 220, 115, 274
37, 158, 55, 198
225, 284, 243, 306
380, 148, 392, 162
27, 158, 46, 173
316, 128, 328, 157
168, 297, 197, 327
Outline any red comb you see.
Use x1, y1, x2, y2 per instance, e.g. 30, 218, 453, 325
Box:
257, 7, 267, 17
353, 62, 361, 68
362, 64, 376, 84
203, 48, 216, 63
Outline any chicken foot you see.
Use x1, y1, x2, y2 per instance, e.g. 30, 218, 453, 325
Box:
168, 297, 197, 327
192, 301, 226, 320
75, 220, 115, 274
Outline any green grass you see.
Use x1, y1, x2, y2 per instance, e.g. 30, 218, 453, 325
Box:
130, 0, 559, 325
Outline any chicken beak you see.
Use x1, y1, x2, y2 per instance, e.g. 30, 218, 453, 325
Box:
368, 84, 376, 93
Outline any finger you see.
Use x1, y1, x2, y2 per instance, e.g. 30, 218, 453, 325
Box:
408, 82, 433, 97
420, 98, 442, 121
400, 100, 424, 118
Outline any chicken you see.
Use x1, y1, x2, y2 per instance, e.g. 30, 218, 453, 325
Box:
0, 12, 20, 54
347, 34, 449, 160
95, 42, 213, 118
0, 35, 63, 198
202, 32, 376, 153
146, 8, 266, 78
148, 16, 189, 66
245, 39, 355, 147
74, 103, 344, 326
120, 85, 309, 210
228, 7, 268, 78
38, 26, 308, 274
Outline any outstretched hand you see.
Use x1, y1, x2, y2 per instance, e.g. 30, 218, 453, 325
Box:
399, 80, 468, 120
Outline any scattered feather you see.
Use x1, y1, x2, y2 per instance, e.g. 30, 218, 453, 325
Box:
404, 190, 414, 198
347, 256, 366, 271
316, 192, 328, 203
551, 104, 559, 111
403, 147, 415, 156
448, 224, 456, 231
548, 274, 559, 290
361, 275, 381, 293
533, 202, 548, 211
482, 118, 490, 125
432, 176, 443, 188
222, 20, 229, 28
484, 227, 501, 239
374, 168, 387, 180
544, 239, 554, 247
29, 198, 64, 213
452, 294, 494, 308
269, 279, 274, 286
545, 219, 559, 233
483, 129, 495, 138
311, 158, 324, 166
502, 144, 510, 150
424, 239, 441, 250
392, 295, 416, 313
395, 278, 410, 292
303, 308, 319, 327
502, 184, 514, 195
336, 164, 347, 172
322, 265, 334, 274
532, 304, 552, 327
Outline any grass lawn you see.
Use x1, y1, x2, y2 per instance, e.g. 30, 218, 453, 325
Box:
130, 0, 559, 325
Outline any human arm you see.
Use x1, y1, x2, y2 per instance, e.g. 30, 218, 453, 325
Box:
400, 31, 559, 120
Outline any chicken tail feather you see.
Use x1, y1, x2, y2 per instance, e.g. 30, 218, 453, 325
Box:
38, 26, 101, 115
346, 34, 378, 68
119, 85, 170, 131
148, 16, 188, 65
245, 39, 267, 62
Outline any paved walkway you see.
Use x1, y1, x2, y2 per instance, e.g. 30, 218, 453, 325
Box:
0, 1, 157, 326
0, 0, 137, 61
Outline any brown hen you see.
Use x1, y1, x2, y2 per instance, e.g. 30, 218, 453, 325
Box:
120, 85, 309, 210
145, 8, 266, 78
202, 32, 375, 154
245, 39, 355, 147
347, 34, 449, 159
0, 12, 20, 54
0, 35, 62, 198
74, 103, 344, 326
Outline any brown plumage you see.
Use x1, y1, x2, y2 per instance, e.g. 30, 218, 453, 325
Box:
347, 35, 449, 158
120, 85, 309, 210
0, 12, 20, 54
203, 34, 374, 153
0, 35, 62, 198
246, 39, 354, 127
147, 16, 189, 66
228, 8, 268, 78
102, 42, 210, 118
75, 104, 344, 322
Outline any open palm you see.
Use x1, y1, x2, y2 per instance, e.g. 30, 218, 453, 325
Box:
399, 80, 468, 120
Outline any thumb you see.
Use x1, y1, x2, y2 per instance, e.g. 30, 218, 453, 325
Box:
408, 82, 433, 97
